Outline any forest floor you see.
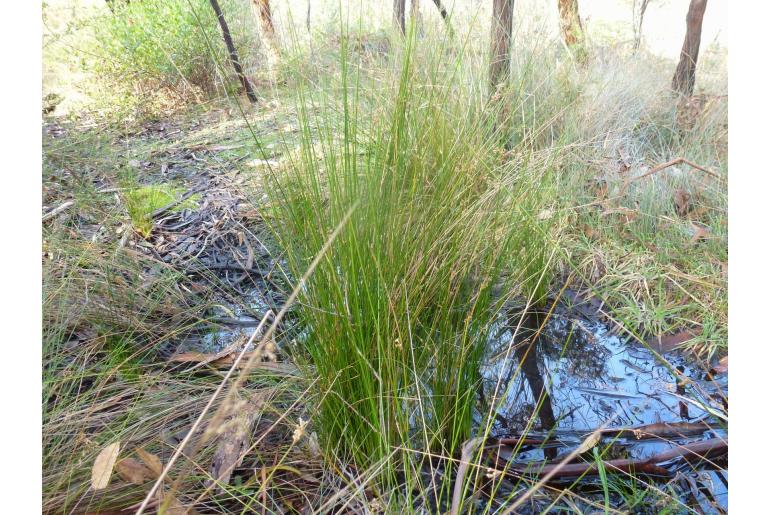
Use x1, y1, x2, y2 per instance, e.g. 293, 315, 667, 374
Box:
43, 90, 728, 513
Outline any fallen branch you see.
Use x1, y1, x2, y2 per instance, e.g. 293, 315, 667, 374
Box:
42, 200, 74, 222
503, 438, 726, 480
185, 263, 267, 276
600, 420, 715, 440
494, 420, 716, 446
96, 187, 128, 194
631, 157, 721, 182
499, 425, 611, 514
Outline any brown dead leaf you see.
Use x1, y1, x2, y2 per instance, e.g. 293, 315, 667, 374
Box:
713, 355, 728, 374
689, 222, 712, 244
236, 207, 260, 219
169, 351, 216, 363
593, 180, 609, 200
646, 328, 702, 353
116, 458, 153, 485
582, 224, 599, 240
91, 441, 121, 490
136, 447, 164, 478
673, 188, 692, 216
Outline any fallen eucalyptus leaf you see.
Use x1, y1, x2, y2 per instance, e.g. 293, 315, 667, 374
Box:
91, 441, 121, 490
136, 447, 164, 478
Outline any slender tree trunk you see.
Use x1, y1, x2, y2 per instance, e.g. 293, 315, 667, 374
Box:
431, 0, 450, 21
410, 0, 423, 35
489, 0, 514, 95
557, 0, 584, 48
252, 0, 278, 52
632, 0, 650, 52
254, 0, 276, 37
393, 0, 406, 35
208, 0, 257, 103
672, 0, 708, 96
251, 0, 280, 68
430, 0, 454, 36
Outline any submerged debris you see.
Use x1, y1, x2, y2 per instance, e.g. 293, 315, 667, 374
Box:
476, 291, 727, 511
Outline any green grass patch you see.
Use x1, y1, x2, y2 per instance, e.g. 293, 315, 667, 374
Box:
124, 183, 200, 237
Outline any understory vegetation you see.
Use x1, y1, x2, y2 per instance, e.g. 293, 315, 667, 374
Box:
43, 1, 727, 513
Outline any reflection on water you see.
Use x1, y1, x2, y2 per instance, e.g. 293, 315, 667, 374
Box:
481, 304, 727, 436
478, 291, 728, 511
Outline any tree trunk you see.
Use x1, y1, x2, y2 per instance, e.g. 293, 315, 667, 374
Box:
208, 0, 257, 103
489, 0, 514, 94
430, 0, 454, 36
557, 0, 584, 48
431, 0, 450, 21
254, 0, 276, 37
672, 0, 708, 96
393, 0, 406, 35
632, 0, 650, 52
253, 1, 279, 50
251, 0, 280, 68
410, 0, 423, 34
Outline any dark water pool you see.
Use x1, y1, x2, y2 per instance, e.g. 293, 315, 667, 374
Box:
478, 290, 727, 511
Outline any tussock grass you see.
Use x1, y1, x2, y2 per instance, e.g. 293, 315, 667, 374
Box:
261, 29, 560, 503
